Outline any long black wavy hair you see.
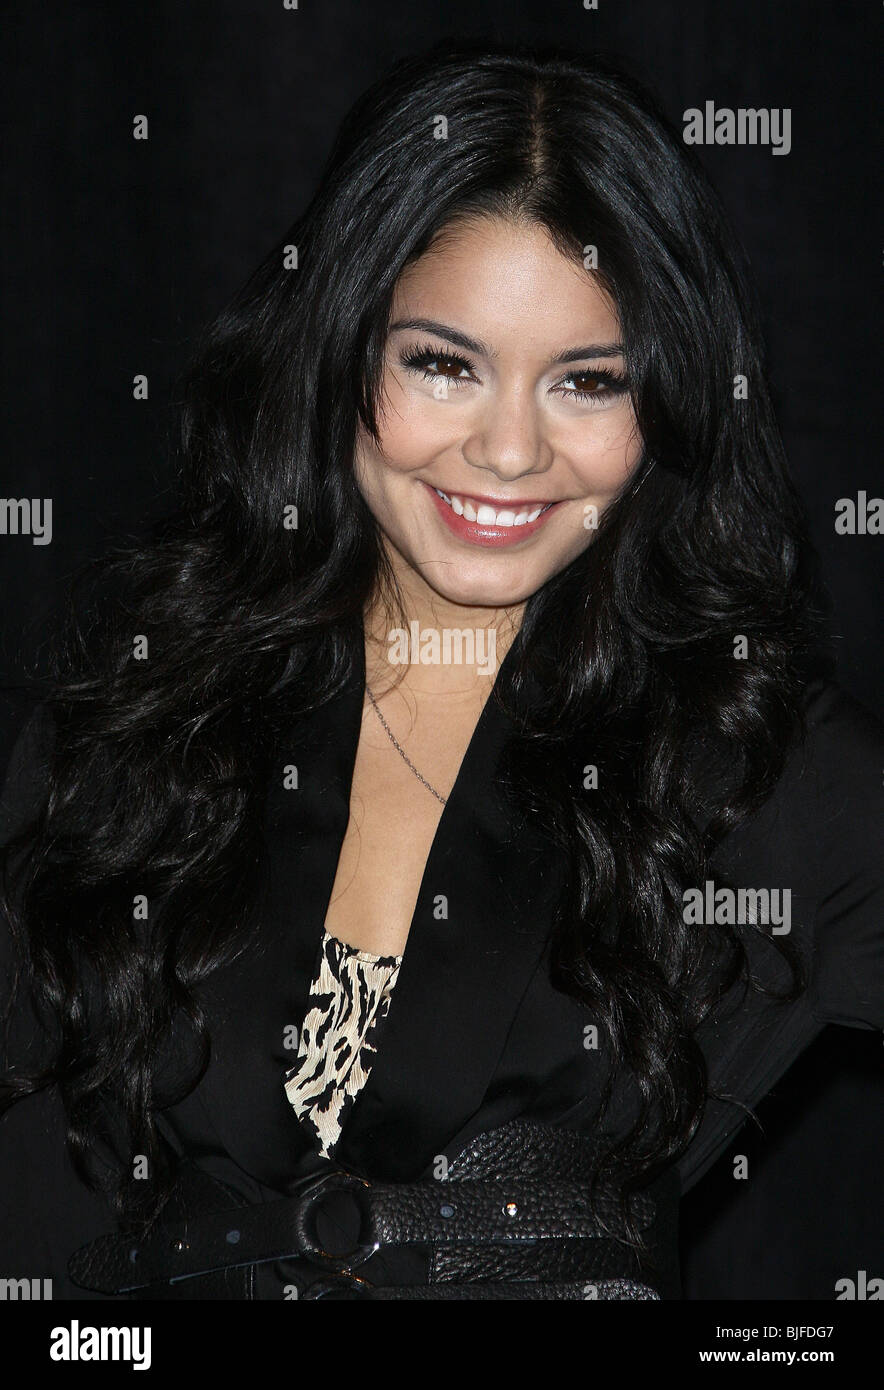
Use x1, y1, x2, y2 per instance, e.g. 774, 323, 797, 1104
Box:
1, 40, 828, 1237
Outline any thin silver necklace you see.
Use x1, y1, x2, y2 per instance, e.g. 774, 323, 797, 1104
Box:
365, 684, 448, 806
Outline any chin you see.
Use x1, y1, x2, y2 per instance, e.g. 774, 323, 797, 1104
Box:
417, 568, 546, 609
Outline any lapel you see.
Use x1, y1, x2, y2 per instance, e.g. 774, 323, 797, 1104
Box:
188, 622, 568, 1187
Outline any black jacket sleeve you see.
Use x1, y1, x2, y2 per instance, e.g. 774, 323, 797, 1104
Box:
677, 681, 884, 1193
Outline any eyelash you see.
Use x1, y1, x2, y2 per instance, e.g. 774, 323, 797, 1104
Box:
398, 341, 629, 403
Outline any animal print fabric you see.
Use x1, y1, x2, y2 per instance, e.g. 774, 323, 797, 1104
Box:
284, 929, 402, 1158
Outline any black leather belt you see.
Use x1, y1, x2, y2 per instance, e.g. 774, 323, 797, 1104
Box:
299, 1275, 659, 1300
68, 1120, 669, 1300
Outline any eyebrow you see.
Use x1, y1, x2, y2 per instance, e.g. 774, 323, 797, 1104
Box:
388, 317, 625, 366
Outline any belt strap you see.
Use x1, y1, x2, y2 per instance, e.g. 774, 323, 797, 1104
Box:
68, 1168, 654, 1296
302, 1276, 660, 1300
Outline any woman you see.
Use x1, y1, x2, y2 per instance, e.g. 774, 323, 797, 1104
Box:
1, 42, 881, 1301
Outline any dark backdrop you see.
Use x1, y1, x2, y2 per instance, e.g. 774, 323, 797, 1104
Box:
1, 0, 881, 1299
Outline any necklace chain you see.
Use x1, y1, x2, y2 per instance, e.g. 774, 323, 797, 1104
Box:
365, 684, 448, 806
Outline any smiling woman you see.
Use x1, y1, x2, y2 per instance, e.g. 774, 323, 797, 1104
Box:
357, 216, 641, 585
0, 41, 881, 1303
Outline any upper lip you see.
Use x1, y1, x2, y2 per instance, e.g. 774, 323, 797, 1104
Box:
426, 483, 560, 507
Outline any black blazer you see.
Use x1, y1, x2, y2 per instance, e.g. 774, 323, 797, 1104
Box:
1, 635, 882, 1298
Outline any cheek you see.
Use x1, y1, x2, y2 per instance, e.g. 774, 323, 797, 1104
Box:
372, 371, 455, 474
564, 409, 642, 496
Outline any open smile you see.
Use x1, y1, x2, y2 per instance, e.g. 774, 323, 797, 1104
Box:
424, 482, 564, 547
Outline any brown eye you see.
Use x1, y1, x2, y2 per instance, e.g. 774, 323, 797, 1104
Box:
430, 355, 467, 378
555, 367, 628, 404
571, 372, 607, 393
400, 343, 477, 386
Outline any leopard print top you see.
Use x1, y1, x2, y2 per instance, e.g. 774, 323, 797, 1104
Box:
283, 928, 402, 1158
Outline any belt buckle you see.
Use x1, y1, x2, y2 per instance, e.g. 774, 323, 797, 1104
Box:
295, 1169, 380, 1272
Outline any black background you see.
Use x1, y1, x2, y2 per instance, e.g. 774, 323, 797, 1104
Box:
1, 0, 881, 1298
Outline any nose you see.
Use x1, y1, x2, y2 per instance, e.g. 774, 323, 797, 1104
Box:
460, 386, 554, 481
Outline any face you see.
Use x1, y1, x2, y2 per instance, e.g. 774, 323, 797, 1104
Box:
354, 214, 644, 610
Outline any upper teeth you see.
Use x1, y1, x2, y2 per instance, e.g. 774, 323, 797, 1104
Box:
433, 489, 550, 526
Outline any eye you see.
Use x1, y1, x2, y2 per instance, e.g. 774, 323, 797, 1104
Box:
553, 368, 629, 404
399, 342, 477, 387
397, 342, 629, 405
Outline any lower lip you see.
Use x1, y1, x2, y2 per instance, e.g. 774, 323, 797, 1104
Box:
424, 483, 562, 547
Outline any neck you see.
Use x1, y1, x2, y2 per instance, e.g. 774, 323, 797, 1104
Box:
363, 552, 526, 697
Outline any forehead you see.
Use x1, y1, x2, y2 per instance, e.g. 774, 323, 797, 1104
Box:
391, 215, 621, 349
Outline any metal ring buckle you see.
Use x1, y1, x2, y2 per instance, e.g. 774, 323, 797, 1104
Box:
294, 1170, 380, 1271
